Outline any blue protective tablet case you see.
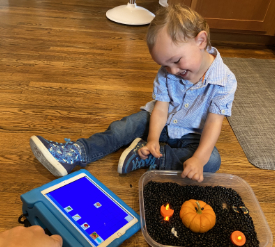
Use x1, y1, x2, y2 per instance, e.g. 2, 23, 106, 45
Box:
20, 169, 141, 247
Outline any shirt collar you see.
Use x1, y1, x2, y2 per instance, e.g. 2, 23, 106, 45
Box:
203, 46, 227, 87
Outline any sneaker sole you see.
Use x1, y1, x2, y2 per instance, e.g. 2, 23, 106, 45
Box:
117, 138, 142, 174
30, 136, 68, 177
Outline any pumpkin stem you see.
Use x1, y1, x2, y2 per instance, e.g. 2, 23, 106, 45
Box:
195, 201, 202, 214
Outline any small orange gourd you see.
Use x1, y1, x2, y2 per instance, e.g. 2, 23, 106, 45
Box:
180, 199, 216, 233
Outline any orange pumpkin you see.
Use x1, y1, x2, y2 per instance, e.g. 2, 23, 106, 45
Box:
179, 199, 216, 233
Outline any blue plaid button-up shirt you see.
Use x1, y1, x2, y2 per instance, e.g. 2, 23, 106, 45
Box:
141, 47, 237, 139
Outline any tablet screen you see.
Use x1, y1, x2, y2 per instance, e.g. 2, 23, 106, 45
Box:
42, 174, 137, 247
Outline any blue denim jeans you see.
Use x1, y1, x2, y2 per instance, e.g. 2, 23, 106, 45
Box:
76, 111, 221, 172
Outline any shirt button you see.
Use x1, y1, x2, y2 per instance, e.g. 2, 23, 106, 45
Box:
152, 94, 156, 99
221, 110, 225, 114
173, 119, 178, 124
185, 103, 189, 108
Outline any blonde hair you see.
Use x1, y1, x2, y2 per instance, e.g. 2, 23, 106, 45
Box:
147, 4, 211, 50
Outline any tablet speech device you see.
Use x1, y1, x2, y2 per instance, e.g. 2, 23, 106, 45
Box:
20, 169, 141, 247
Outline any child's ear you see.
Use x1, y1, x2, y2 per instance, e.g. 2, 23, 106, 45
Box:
195, 31, 208, 49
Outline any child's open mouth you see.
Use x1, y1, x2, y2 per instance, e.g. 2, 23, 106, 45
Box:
179, 70, 188, 78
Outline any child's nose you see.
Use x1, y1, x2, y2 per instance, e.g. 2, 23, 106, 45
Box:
166, 66, 178, 75
170, 67, 179, 75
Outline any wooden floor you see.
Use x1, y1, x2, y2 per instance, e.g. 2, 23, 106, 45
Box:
0, 0, 275, 246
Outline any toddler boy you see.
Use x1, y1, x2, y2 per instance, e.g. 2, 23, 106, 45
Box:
30, 4, 237, 182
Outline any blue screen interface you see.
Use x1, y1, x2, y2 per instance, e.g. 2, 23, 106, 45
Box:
45, 176, 134, 246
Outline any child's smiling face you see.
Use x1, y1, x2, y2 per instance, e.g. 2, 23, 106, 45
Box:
150, 26, 211, 84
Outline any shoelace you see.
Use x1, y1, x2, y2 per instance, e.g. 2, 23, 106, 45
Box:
50, 138, 72, 147
64, 138, 72, 146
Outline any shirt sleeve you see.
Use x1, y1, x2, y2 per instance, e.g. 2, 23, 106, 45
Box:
152, 67, 171, 102
208, 73, 237, 117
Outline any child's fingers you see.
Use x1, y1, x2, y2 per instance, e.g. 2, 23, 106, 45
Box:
186, 170, 196, 180
138, 148, 149, 159
138, 152, 147, 160
138, 145, 162, 159
150, 149, 162, 158
182, 165, 196, 179
148, 145, 162, 158
198, 174, 204, 182
192, 173, 204, 182
182, 169, 204, 183
181, 165, 190, 178
140, 147, 150, 156
191, 173, 200, 182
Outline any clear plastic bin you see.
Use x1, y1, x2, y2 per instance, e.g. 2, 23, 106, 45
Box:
139, 171, 273, 247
